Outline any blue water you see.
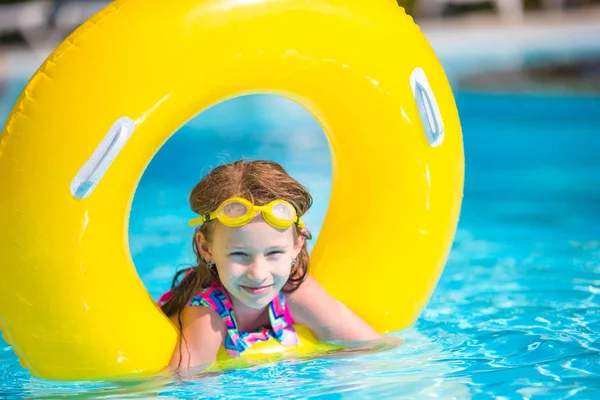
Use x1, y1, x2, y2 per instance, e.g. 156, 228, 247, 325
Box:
2, 58, 600, 398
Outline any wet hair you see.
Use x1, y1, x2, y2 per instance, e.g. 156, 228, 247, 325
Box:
160, 159, 313, 321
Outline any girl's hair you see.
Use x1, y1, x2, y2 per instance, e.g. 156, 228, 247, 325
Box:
160, 159, 313, 319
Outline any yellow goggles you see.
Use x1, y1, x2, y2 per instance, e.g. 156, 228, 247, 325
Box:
188, 197, 305, 230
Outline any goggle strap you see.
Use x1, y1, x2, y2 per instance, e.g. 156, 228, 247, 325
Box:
187, 214, 210, 227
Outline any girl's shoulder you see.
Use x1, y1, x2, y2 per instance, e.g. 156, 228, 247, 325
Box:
168, 302, 228, 367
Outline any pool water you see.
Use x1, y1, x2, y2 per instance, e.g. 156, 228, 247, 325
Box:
2, 59, 600, 398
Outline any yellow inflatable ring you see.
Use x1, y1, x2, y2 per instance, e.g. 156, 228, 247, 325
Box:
0, 0, 464, 381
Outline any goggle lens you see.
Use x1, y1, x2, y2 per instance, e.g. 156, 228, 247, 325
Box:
271, 201, 296, 221
221, 200, 249, 218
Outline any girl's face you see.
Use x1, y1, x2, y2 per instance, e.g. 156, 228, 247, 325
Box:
205, 215, 304, 310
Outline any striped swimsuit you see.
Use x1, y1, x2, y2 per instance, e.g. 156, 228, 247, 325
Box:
158, 281, 298, 357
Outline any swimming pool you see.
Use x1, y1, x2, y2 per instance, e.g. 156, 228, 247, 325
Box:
1, 46, 600, 398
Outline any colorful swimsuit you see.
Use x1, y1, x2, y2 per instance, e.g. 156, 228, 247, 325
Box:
158, 281, 298, 357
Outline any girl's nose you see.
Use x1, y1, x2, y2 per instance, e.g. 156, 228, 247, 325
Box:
246, 258, 268, 282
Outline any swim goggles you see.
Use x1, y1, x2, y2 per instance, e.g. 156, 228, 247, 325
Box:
188, 197, 305, 230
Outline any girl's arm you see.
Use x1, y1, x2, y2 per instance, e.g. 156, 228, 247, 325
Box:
168, 306, 227, 370
286, 275, 379, 342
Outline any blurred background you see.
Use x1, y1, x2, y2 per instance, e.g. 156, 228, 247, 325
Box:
1, 1, 600, 398
1, 0, 599, 98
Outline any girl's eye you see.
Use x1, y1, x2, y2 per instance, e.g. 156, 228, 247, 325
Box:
229, 252, 248, 257
267, 250, 284, 258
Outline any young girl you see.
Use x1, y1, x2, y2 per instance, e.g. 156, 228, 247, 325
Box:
159, 160, 379, 370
